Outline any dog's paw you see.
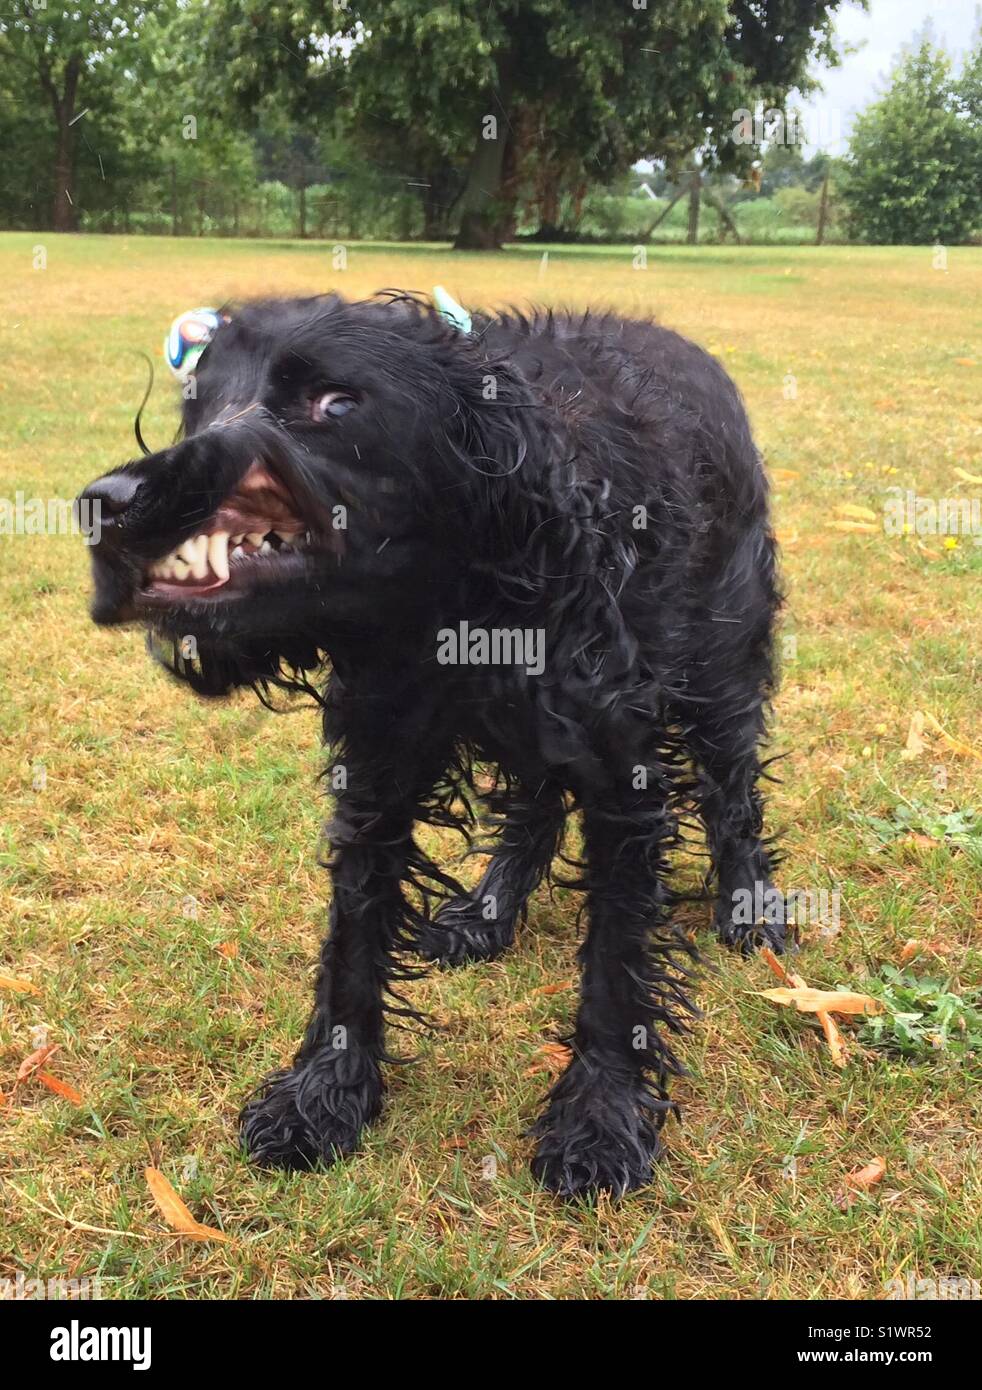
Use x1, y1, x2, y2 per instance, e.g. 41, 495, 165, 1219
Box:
239, 1051, 383, 1172
416, 896, 515, 967
529, 1063, 664, 1199
715, 879, 789, 956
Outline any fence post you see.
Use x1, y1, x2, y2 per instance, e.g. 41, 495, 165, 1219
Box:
816, 171, 830, 245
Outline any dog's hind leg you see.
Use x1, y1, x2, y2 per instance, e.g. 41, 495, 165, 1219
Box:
418, 783, 565, 966
530, 779, 698, 1197
679, 533, 784, 953
239, 679, 451, 1172
687, 698, 786, 955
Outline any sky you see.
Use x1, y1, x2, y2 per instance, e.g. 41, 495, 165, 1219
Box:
794, 0, 981, 153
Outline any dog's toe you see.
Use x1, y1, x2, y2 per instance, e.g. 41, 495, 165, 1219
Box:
716, 916, 788, 956
239, 1056, 382, 1171
529, 1064, 664, 1199
416, 897, 515, 967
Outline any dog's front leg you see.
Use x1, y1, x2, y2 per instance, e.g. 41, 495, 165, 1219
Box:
530, 789, 698, 1198
240, 701, 445, 1172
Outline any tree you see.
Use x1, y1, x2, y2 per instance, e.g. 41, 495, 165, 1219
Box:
215, 0, 853, 250
844, 35, 982, 244
0, 2, 158, 230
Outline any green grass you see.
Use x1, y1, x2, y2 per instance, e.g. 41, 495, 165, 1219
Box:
1, 233, 981, 1300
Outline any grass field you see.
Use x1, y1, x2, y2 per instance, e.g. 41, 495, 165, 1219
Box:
1, 233, 980, 1301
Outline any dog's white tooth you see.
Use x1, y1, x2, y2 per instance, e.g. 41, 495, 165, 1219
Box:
172, 558, 191, 580
231, 533, 245, 545
208, 530, 230, 582
175, 539, 196, 565
246, 532, 265, 547
231, 543, 244, 559
259, 539, 273, 555
188, 535, 210, 580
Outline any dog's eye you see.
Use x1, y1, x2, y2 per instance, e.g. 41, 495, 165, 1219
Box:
311, 390, 357, 422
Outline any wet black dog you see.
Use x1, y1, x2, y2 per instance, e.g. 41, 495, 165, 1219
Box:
80, 292, 782, 1197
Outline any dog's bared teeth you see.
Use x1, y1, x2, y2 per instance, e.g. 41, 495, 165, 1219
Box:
231, 543, 244, 559
231, 533, 246, 546
208, 531, 230, 582
172, 557, 190, 581
246, 532, 265, 548
259, 539, 273, 555
187, 535, 210, 580
150, 550, 180, 580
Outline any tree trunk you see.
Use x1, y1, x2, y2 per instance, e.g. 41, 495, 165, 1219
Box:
298, 182, 307, 239
453, 64, 514, 251
44, 57, 81, 231
686, 170, 701, 245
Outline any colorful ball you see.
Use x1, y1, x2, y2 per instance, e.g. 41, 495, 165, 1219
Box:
164, 307, 220, 383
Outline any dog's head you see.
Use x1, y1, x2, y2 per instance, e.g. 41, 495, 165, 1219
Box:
79, 293, 541, 696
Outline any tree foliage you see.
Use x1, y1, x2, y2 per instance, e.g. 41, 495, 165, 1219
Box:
844, 35, 982, 245
213, 0, 853, 247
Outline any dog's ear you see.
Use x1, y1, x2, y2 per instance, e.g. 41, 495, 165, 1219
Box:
430, 339, 557, 561
147, 631, 324, 702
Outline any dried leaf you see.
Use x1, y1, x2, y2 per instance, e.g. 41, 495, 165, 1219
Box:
524, 1042, 572, 1078
145, 1167, 229, 1242
17, 1043, 59, 1082
760, 946, 806, 990
37, 1071, 83, 1105
837, 1156, 887, 1209
818, 1010, 848, 1068
760, 987, 883, 1017
830, 520, 879, 534
901, 833, 939, 851
901, 710, 927, 760
953, 358, 976, 367
532, 980, 574, 996
770, 468, 800, 481
899, 939, 924, 963
953, 466, 982, 485
0, 973, 41, 996
216, 941, 239, 960
760, 948, 848, 1066
921, 711, 982, 762
835, 503, 878, 522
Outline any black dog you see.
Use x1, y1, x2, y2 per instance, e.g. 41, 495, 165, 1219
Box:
80, 292, 782, 1197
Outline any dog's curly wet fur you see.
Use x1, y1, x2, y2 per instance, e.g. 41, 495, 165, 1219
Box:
81, 291, 783, 1198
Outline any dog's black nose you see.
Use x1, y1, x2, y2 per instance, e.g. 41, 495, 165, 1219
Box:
79, 472, 141, 518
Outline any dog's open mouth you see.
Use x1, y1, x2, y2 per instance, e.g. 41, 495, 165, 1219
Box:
140, 461, 318, 601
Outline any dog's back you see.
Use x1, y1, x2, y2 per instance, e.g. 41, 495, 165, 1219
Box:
478, 308, 776, 698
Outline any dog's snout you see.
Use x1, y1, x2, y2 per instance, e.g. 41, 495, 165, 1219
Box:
79, 471, 141, 522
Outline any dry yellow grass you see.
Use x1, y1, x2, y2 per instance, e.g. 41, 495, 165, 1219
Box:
1, 234, 980, 1299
